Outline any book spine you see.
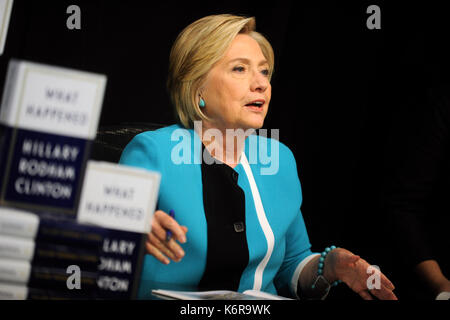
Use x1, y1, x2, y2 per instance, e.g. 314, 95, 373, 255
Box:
0, 234, 35, 260
0, 206, 40, 239
0, 211, 106, 247
0, 57, 19, 122
26, 286, 97, 300
35, 216, 105, 248
0, 125, 13, 199
0, 282, 96, 300
32, 241, 100, 271
0, 282, 105, 300
0, 282, 28, 300
0, 258, 31, 284
0, 235, 101, 272
0, 282, 95, 300
28, 265, 98, 293
0, 258, 99, 294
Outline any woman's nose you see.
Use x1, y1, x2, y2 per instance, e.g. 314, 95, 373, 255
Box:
250, 71, 269, 92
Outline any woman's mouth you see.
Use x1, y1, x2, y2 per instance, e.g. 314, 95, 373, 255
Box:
244, 100, 265, 112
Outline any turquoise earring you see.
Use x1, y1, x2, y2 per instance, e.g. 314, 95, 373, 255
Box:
199, 98, 205, 108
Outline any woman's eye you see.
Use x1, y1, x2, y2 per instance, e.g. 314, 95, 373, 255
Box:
261, 69, 270, 76
233, 66, 245, 72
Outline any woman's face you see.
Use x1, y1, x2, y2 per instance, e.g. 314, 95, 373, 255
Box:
201, 34, 271, 131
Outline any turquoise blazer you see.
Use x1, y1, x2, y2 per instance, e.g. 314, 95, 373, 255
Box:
119, 124, 315, 299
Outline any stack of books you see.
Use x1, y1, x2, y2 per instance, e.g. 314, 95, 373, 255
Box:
0, 205, 151, 299
0, 208, 104, 299
0, 60, 160, 299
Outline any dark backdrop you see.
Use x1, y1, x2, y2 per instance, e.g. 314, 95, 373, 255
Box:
1, 0, 448, 300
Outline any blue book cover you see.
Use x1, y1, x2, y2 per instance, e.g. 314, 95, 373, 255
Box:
0, 125, 91, 218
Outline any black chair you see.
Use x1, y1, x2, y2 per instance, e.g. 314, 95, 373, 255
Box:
90, 122, 166, 163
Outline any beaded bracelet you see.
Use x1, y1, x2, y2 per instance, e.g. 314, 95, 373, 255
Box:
311, 245, 342, 289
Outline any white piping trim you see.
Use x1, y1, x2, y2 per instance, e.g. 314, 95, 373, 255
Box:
240, 153, 275, 291
291, 253, 320, 299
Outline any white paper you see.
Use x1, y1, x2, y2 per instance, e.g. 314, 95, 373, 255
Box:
436, 291, 450, 300
152, 289, 292, 300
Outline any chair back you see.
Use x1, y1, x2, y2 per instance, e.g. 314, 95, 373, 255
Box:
91, 122, 165, 163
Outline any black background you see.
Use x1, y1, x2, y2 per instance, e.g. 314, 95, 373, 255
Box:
1, 0, 449, 300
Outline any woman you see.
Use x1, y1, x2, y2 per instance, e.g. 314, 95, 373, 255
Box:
120, 14, 397, 300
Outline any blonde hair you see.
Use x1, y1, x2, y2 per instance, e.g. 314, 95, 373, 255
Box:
167, 14, 274, 128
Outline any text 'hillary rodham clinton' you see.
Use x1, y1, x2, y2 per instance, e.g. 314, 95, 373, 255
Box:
180, 304, 271, 317
171, 121, 280, 175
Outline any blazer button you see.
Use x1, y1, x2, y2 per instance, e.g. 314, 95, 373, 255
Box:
234, 222, 245, 233
231, 171, 238, 182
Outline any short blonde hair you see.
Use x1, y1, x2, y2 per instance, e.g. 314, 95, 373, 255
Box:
167, 14, 274, 128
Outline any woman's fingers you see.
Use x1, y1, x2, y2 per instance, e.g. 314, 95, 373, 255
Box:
367, 272, 398, 300
356, 284, 397, 300
347, 273, 397, 300
146, 231, 186, 264
148, 232, 180, 261
370, 286, 398, 300
151, 217, 173, 242
155, 210, 187, 243
358, 264, 398, 300
363, 263, 397, 300
145, 240, 170, 265
146, 210, 188, 264
365, 280, 397, 300
358, 290, 374, 300
336, 250, 398, 300
380, 273, 395, 291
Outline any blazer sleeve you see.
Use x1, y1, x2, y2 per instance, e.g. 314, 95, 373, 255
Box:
273, 145, 317, 298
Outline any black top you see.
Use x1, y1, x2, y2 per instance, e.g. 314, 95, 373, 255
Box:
384, 85, 450, 270
198, 144, 249, 291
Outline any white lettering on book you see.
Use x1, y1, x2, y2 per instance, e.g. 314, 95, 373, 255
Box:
25, 104, 87, 126
98, 257, 132, 274
102, 239, 136, 256
18, 158, 75, 181
97, 276, 129, 292
14, 139, 79, 200
103, 186, 134, 200
14, 178, 72, 199
45, 87, 79, 104
22, 140, 80, 162
85, 202, 143, 220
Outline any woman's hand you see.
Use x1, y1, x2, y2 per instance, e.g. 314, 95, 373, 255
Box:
145, 210, 188, 265
324, 248, 398, 300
